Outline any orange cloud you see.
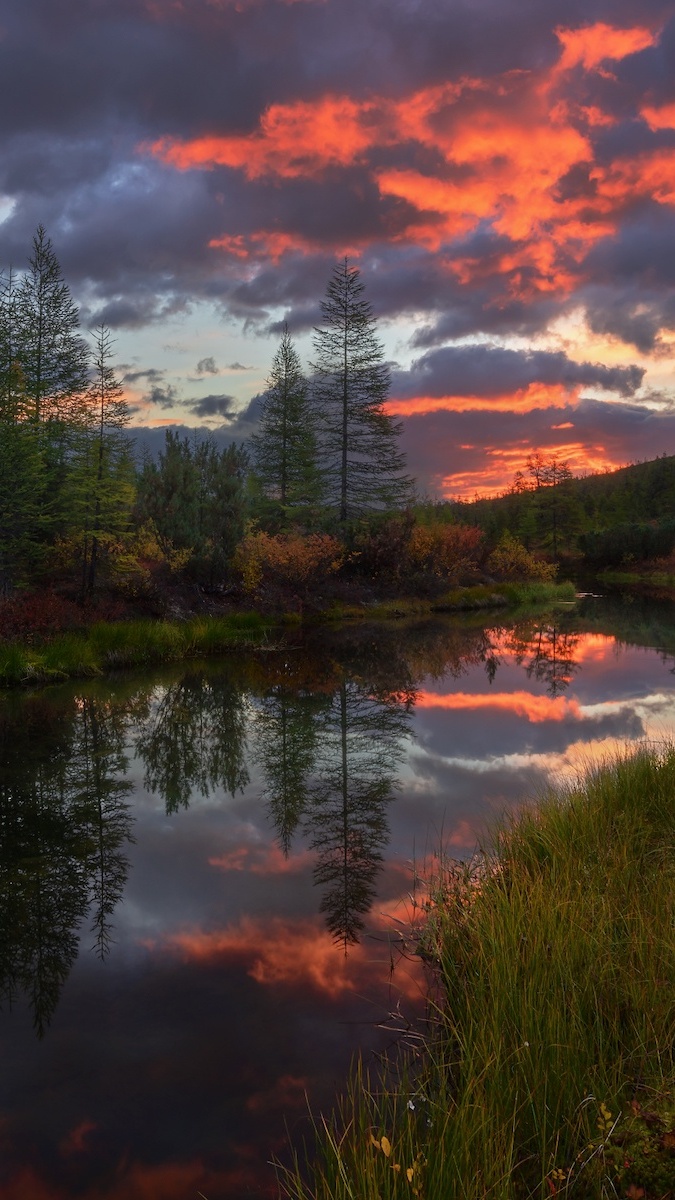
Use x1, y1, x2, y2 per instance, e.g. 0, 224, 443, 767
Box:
0, 1161, 262, 1200
641, 102, 675, 131
145, 915, 424, 1001
386, 384, 580, 416
437, 441, 623, 499
554, 23, 657, 73
415, 689, 581, 723
146, 22, 668, 302
208, 843, 315, 874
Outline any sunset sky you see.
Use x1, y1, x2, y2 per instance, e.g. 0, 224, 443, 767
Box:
2, 0, 675, 496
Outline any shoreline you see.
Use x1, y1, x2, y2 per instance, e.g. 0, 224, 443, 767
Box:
0, 580, 576, 688
281, 745, 675, 1200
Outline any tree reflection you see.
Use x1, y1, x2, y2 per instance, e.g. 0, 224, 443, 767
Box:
135, 671, 249, 810
255, 683, 325, 854
308, 681, 410, 948
0, 694, 133, 1036
506, 622, 582, 696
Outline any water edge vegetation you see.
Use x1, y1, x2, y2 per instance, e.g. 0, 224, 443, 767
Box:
279, 744, 675, 1200
0, 581, 577, 687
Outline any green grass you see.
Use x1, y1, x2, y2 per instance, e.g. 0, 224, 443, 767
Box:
281, 745, 675, 1200
323, 581, 577, 622
599, 568, 675, 588
0, 613, 273, 686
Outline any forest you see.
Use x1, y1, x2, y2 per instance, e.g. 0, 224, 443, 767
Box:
1, 227, 673, 635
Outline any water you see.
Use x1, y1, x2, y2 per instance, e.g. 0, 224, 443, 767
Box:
1, 594, 675, 1199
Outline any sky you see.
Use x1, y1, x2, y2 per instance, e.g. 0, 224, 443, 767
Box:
2, 0, 675, 497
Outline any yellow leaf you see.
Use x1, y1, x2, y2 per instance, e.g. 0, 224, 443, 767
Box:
407, 1167, 415, 1182
380, 1136, 391, 1158
392, 1163, 401, 1173
370, 1135, 381, 1150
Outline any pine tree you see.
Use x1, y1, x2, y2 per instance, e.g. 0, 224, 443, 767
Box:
76, 325, 134, 597
16, 226, 89, 425
250, 325, 319, 511
311, 259, 412, 523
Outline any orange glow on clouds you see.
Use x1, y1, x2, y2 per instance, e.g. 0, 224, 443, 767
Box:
438, 441, 621, 498
147, 23, 667, 298
146, 915, 424, 999
416, 689, 581, 723
386, 384, 580, 416
554, 23, 656, 72
208, 843, 314, 874
641, 102, 675, 131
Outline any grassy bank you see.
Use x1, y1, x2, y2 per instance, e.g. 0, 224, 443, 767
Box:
281, 746, 675, 1200
0, 612, 274, 686
324, 579, 577, 621
0, 581, 576, 687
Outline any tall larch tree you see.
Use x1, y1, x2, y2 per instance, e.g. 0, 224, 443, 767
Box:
311, 259, 412, 523
17, 226, 89, 426
76, 325, 135, 598
250, 325, 319, 511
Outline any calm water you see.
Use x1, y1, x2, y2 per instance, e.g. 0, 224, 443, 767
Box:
2, 594, 675, 1199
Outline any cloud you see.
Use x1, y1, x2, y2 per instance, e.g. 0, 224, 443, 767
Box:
195, 355, 218, 374
188, 393, 236, 417
144, 382, 180, 407
388, 345, 644, 415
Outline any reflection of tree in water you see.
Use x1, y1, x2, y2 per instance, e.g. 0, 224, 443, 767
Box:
506, 622, 582, 696
255, 684, 325, 855
309, 681, 411, 948
135, 672, 249, 811
73, 698, 134, 961
0, 695, 133, 1037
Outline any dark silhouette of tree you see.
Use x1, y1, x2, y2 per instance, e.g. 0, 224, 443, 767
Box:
250, 325, 319, 512
311, 259, 412, 522
255, 685, 325, 854
76, 325, 134, 598
16, 225, 89, 426
72, 698, 134, 960
135, 671, 250, 812
0, 693, 133, 1036
508, 622, 582, 696
308, 680, 410, 947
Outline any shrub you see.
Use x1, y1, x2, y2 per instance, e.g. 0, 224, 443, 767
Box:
406, 522, 483, 578
233, 530, 344, 596
487, 530, 557, 581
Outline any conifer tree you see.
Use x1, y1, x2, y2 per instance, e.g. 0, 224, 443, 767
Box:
311, 259, 412, 523
76, 325, 134, 597
16, 226, 89, 425
251, 325, 319, 510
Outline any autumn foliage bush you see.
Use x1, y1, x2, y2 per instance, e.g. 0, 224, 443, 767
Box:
352, 516, 483, 583
406, 522, 484, 578
233, 529, 344, 596
487, 530, 557, 581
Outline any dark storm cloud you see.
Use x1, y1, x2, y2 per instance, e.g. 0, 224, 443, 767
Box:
189, 393, 236, 418
0, 0, 674, 385
391, 346, 644, 401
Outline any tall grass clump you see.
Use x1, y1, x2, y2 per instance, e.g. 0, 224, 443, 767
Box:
282, 745, 675, 1200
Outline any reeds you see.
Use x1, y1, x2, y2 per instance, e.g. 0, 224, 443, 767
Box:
281, 745, 675, 1200
0, 613, 272, 685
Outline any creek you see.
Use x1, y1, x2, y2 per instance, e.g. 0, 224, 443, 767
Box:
1, 591, 675, 1198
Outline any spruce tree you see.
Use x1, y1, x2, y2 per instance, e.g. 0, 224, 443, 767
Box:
311, 259, 412, 523
16, 226, 89, 424
250, 325, 319, 511
76, 325, 134, 597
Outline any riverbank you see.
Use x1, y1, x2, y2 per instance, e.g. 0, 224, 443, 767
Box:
281, 746, 675, 1200
0, 580, 576, 686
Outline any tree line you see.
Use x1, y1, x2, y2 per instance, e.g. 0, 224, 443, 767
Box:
0, 233, 417, 600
